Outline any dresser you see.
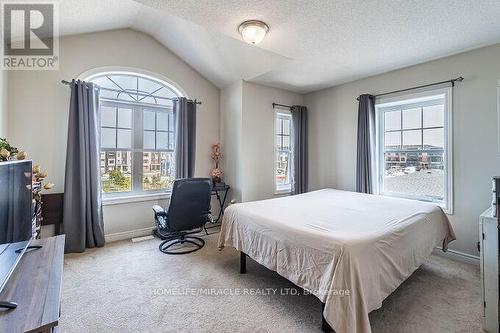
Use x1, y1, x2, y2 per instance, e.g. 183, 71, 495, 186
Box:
0, 235, 65, 333
480, 207, 499, 333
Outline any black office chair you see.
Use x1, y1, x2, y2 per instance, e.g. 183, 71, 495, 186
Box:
152, 178, 212, 255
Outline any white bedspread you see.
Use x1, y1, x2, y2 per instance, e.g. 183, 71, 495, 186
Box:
217, 189, 455, 333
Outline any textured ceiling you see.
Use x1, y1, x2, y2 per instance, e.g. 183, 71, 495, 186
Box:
52, 0, 500, 93
47, 0, 289, 88
132, 6, 291, 88
58, 0, 141, 36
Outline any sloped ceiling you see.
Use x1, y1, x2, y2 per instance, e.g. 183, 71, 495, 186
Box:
132, 6, 291, 88
39, 0, 500, 93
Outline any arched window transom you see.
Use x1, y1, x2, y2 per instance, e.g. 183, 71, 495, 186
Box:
90, 73, 180, 107
87, 72, 181, 196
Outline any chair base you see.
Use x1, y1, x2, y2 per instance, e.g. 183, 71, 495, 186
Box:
0, 301, 17, 309
159, 235, 205, 255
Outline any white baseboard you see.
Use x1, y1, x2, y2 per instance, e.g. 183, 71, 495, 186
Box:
433, 247, 480, 266
105, 227, 153, 243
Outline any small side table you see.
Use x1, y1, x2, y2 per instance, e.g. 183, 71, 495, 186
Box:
205, 183, 230, 234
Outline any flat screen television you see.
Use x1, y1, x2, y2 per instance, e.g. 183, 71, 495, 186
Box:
0, 160, 33, 309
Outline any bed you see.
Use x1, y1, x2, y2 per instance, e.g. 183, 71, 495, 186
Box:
217, 189, 455, 333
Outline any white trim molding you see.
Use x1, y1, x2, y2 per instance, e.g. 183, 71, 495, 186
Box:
432, 247, 480, 266
102, 192, 170, 206
105, 227, 153, 243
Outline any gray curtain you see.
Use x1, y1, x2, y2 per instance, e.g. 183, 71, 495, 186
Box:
356, 94, 376, 194
62, 80, 105, 253
174, 97, 196, 178
291, 105, 308, 194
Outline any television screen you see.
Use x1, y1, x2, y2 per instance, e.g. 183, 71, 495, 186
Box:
0, 160, 33, 296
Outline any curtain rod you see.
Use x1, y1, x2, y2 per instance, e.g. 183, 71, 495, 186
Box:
272, 102, 293, 109
61, 80, 202, 105
356, 76, 464, 101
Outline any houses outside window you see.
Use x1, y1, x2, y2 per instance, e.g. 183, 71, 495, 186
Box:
275, 111, 293, 193
88, 72, 182, 197
375, 87, 453, 212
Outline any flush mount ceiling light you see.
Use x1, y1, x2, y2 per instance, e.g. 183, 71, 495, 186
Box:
238, 20, 269, 45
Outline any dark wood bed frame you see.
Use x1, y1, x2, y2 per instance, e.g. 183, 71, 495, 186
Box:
239, 252, 334, 333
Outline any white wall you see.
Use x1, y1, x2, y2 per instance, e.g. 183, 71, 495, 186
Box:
0, 70, 7, 138
7, 29, 220, 236
305, 43, 500, 257
220, 80, 303, 203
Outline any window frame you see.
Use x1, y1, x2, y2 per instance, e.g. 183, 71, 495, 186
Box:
274, 109, 293, 194
375, 87, 453, 214
98, 97, 176, 199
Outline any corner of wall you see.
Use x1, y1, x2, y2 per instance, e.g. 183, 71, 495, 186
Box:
0, 69, 8, 138
220, 81, 244, 203
221, 80, 305, 202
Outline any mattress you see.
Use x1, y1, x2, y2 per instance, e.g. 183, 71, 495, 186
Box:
217, 189, 455, 333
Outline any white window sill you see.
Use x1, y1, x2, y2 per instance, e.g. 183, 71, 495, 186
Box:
275, 186, 292, 195
378, 192, 453, 215
102, 192, 171, 206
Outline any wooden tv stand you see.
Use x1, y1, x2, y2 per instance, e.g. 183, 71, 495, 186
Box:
0, 235, 65, 333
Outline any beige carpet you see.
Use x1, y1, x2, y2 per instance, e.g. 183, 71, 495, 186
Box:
60, 233, 482, 333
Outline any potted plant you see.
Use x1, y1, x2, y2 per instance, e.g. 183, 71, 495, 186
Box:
0, 138, 54, 239
0, 138, 21, 161
32, 165, 55, 238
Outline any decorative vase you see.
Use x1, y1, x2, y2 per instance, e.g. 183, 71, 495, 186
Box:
34, 202, 42, 239
32, 180, 43, 239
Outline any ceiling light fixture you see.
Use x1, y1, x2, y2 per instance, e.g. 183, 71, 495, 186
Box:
238, 20, 269, 45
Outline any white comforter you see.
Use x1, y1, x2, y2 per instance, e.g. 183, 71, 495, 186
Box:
217, 189, 455, 333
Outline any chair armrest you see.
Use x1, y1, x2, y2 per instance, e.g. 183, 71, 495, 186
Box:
152, 205, 167, 216
153, 205, 170, 236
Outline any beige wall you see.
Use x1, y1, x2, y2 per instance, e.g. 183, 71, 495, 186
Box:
305, 43, 500, 257
220, 80, 303, 203
220, 80, 243, 202
7, 29, 220, 236
0, 70, 7, 138
241, 81, 303, 202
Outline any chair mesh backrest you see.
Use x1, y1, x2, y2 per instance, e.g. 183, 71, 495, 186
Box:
167, 178, 212, 231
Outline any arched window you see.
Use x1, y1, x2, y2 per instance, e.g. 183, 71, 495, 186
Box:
87, 72, 182, 196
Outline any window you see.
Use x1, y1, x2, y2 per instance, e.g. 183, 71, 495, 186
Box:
275, 111, 293, 193
376, 87, 452, 212
89, 73, 181, 196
